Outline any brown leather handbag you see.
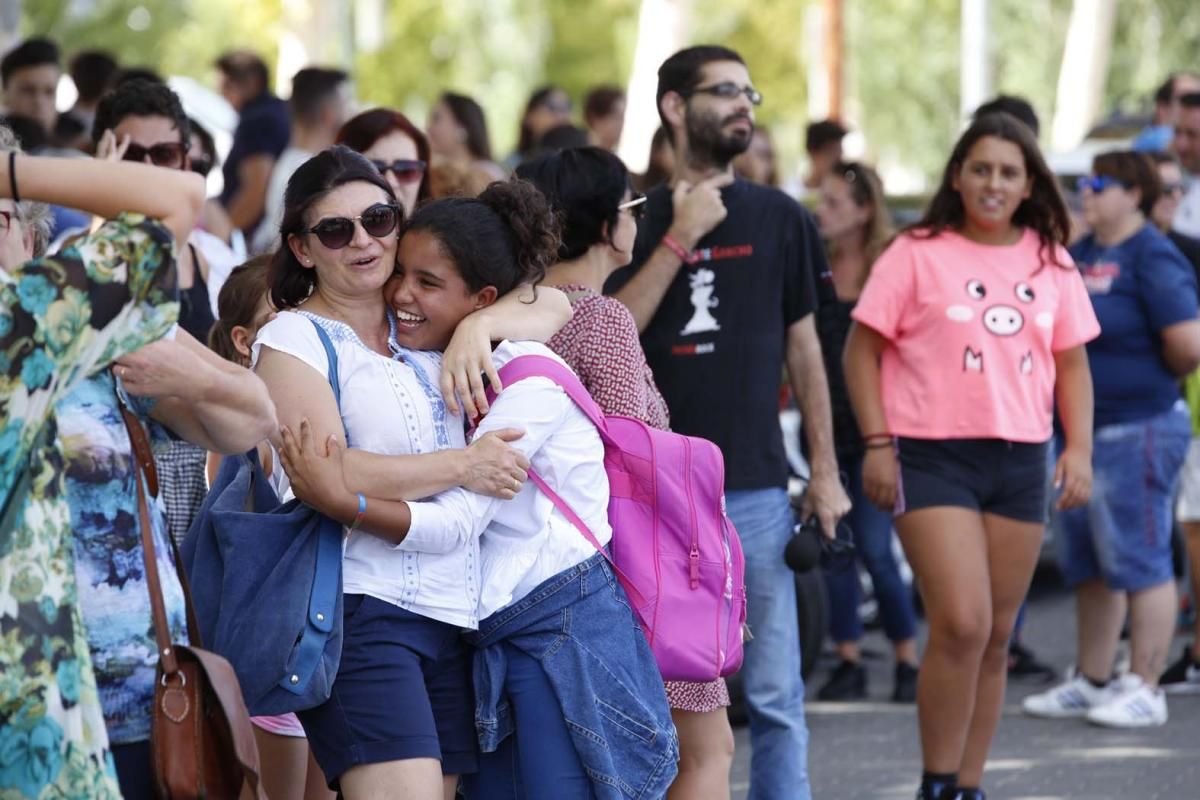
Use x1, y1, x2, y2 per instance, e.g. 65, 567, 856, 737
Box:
119, 397, 267, 799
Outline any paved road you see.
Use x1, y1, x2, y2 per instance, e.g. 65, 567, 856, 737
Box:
729, 572, 1200, 799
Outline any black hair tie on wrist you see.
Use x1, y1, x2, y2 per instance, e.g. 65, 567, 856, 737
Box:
8, 151, 19, 204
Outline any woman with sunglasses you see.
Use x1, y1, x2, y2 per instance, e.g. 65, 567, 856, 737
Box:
844, 113, 1100, 800
1023, 151, 1200, 729
252, 146, 571, 799
337, 108, 431, 216
812, 161, 921, 704
276, 177, 677, 800
515, 145, 733, 800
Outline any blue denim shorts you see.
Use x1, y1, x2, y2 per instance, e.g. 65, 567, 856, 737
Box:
1055, 403, 1191, 592
297, 595, 477, 788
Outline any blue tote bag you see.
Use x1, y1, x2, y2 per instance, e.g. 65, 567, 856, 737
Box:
182, 319, 345, 717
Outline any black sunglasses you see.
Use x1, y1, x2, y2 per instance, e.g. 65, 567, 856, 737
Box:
685, 82, 763, 106
122, 141, 188, 168
371, 159, 427, 185
190, 157, 213, 177
302, 203, 401, 249
618, 193, 647, 220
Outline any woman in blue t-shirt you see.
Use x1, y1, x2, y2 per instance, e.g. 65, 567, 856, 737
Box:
1024, 150, 1200, 729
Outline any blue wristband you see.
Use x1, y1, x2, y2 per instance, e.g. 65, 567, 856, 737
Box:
349, 493, 367, 530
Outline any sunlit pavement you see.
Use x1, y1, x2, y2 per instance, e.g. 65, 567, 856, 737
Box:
730, 572, 1200, 799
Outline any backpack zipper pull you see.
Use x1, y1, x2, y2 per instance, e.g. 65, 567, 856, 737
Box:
689, 546, 700, 589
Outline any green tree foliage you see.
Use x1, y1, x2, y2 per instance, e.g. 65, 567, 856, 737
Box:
21, 0, 1200, 186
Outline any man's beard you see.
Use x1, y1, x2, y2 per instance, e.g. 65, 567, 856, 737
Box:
684, 106, 753, 169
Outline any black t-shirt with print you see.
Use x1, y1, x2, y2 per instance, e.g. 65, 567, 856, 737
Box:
606, 178, 823, 490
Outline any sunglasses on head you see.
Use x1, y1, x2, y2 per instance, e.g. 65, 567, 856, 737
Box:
122, 141, 188, 169
618, 193, 647, 219
1077, 174, 1127, 194
371, 159, 426, 184
302, 202, 401, 249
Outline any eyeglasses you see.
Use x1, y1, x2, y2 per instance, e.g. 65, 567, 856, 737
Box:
1077, 175, 1127, 194
1162, 181, 1185, 196
685, 83, 763, 107
190, 157, 213, 177
618, 193, 647, 219
122, 141, 188, 169
302, 203, 401, 249
371, 159, 427, 185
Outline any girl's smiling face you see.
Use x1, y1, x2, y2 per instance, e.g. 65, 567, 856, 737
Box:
952, 135, 1032, 237
387, 229, 497, 351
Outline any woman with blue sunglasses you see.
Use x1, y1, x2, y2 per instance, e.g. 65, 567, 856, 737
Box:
1025, 150, 1200, 729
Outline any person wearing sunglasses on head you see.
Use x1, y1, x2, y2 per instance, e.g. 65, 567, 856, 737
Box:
518, 144, 737, 800
1024, 151, 1200, 730
337, 108, 431, 217
251, 67, 352, 256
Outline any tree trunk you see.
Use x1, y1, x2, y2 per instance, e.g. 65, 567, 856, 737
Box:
1050, 0, 1117, 151
617, 0, 691, 173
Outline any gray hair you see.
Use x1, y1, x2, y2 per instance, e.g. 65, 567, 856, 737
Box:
0, 123, 53, 258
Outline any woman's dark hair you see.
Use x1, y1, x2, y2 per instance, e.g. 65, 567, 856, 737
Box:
439, 92, 493, 162
404, 179, 560, 298
517, 85, 569, 156
584, 85, 625, 125
209, 256, 271, 366
336, 107, 432, 204
1093, 150, 1161, 217
92, 78, 190, 148
911, 112, 1070, 268
269, 145, 397, 310
516, 147, 628, 261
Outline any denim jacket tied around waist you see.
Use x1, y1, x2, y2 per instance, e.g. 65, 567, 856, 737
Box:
467, 553, 679, 799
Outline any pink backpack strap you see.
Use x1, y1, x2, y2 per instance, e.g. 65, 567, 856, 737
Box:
483, 354, 647, 610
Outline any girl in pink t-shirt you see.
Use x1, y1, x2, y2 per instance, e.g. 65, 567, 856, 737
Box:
844, 113, 1100, 800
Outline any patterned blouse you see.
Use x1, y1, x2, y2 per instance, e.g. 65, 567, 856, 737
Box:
546, 285, 669, 429
0, 214, 179, 798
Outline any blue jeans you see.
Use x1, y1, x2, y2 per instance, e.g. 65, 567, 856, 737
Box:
462, 644, 594, 800
824, 455, 917, 644
727, 488, 810, 800
1056, 402, 1191, 591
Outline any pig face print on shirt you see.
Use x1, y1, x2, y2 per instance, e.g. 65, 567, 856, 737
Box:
945, 278, 1053, 375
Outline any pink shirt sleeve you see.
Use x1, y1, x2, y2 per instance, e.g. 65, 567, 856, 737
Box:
1051, 248, 1101, 352
851, 235, 917, 340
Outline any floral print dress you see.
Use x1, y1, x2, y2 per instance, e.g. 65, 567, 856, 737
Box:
0, 214, 179, 799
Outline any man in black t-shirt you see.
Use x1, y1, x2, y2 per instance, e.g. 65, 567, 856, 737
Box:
608, 45, 849, 800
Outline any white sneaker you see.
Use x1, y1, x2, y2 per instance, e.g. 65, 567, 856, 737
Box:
1021, 674, 1123, 718
1086, 676, 1168, 728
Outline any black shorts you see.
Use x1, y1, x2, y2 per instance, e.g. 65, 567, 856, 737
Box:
895, 437, 1050, 523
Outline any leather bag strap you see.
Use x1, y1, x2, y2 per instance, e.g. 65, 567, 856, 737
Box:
116, 387, 179, 677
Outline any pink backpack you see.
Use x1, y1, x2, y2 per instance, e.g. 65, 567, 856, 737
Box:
491, 355, 747, 682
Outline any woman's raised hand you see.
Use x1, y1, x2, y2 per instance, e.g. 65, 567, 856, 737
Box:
464, 428, 530, 500
95, 129, 131, 162
440, 312, 502, 419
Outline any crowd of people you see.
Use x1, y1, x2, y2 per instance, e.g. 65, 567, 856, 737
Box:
2, 27, 1200, 800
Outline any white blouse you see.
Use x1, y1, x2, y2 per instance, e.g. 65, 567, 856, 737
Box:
406, 341, 612, 620
253, 310, 481, 629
